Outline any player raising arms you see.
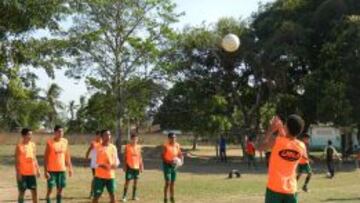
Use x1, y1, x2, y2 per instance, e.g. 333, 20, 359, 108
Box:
85, 130, 102, 198
92, 130, 120, 203
162, 133, 183, 203
121, 133, 144, 202
44, 125, 73, 203
15, 128, 41, 203
260, 115, 307, 203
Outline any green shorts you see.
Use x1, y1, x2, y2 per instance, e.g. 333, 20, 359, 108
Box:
47, 171, 66, 189
17, 175, 37, 191
93, 177, 116, 198
163, 162, 177, 182
265, 188, 298, 203
297, 163, 312, 174
125, 167, 140, 180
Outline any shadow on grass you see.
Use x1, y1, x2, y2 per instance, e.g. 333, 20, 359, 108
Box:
322, 197, 360, 202
1, 197, 90, 203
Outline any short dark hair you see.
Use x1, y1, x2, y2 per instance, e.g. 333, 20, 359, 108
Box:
95, 130, 100, 135
54, 125, 63, 132
285, 114, 304, 136
101, 129, 110, 136
21, 128, 31, 136
328, 140, 332, 145
168, 132, 176, 138
131, 133, 138, 138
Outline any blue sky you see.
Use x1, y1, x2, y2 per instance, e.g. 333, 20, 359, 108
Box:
35, 0, 274, 104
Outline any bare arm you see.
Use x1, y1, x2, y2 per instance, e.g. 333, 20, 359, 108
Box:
33, 145, 40, 177
333, 147, 342, 160
123, 146, 127, 171
15, 146, 21, 180
140, 151, 144, 172
85, 144, 93, 159
112, 147, 120, 169
178, 146, 184, 162
258, 126, 274, 151
66, 148, 73, 176
44, 143, 50, 178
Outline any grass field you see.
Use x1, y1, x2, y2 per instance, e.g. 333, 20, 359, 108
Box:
1, 133, 360, 203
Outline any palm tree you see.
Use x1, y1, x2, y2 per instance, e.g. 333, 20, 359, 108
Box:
68, 100, 77, 121
45, 83, 63, 129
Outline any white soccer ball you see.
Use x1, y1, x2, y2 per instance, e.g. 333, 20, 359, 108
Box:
173, 157, 183, 168
221, 33, 240, 52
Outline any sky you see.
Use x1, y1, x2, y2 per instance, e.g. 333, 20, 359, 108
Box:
34, 0, 275, 104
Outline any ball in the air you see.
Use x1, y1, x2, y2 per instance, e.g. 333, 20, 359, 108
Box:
221, 33, 240, 52
173, 157, 183, 168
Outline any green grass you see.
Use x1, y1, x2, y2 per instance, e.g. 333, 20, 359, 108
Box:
1, 136, 360, 203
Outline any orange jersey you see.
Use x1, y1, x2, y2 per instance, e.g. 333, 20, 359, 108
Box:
95, 144, 119, 179
16, 141, 37, 175
46, 138, 69, 172
125, 144, 142, 169
267, 136, 307, 194
163, 142, 181, 163
91, 139, 102, 149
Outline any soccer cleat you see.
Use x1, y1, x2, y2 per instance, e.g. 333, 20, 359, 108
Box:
302, 185, 308, 192
132, 196, 139, 201
121, 197, 127, 202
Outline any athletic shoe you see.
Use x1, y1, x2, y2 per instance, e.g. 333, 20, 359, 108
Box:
132, 197, 139, 201
121, 197, 127, 202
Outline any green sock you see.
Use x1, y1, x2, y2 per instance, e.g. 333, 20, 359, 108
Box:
46, 197, 51, 203
123, 187, 128, 198
56, 194, 62, 203
132, 186, 137, 199
18, 197, 24, 203
170, 197, 175, 203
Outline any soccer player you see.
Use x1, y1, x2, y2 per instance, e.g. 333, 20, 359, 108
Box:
296, 133, 312, 192
85, 130, 102, 198
121, 133, 144, 202
260, 115, 307, 203
246, 137, 257, 169
44, 125, 73, 203
92, 130, 120, 203
15, 128, 41, 203
162, 133, 183, 203
324, 140, 342, 179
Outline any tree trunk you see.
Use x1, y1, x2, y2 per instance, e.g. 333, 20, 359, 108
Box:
115, 99, 122, 158
192, 134, 199, 151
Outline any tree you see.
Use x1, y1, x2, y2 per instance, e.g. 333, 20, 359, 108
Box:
44, 83, 63, 129
157, 17, 273, 152
65, 0, 181, 153
0, 0, 72, 130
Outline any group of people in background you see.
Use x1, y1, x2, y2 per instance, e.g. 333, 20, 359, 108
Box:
14, 126, 183, 203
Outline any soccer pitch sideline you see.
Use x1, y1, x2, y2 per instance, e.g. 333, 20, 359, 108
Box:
1, 134, 360, 203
